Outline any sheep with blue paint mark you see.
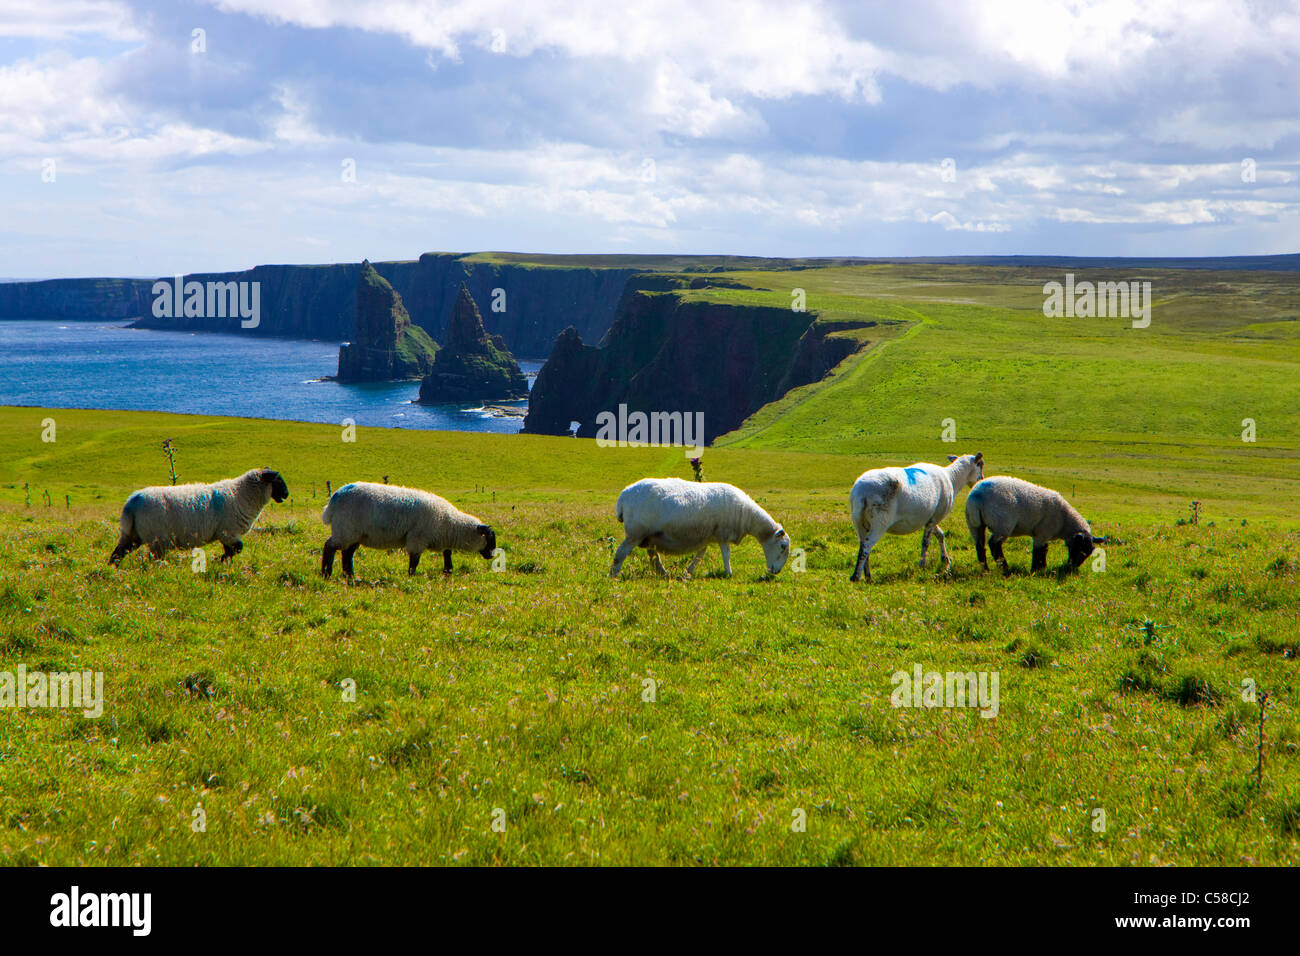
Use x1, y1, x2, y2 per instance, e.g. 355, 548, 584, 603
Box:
964, 475, 1105, 573
849, 453, 983, 582
320, 481, 496, 578
109, 468, 289, 565
609, 478, 790, 578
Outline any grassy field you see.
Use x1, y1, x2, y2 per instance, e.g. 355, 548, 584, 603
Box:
1, 262, 1297, 866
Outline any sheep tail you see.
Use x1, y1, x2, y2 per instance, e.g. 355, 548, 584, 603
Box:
850, 491, 869, 532
119, 503, 136, 538
321, 496, 335, 526
964, 488, 985, 529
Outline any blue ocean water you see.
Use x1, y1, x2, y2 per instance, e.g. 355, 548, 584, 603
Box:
0, 320, 540, 433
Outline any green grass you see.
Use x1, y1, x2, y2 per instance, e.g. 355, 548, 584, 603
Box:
0, 404, 1296, 865
713, 265, 1300, 525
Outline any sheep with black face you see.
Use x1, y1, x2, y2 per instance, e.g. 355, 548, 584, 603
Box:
109, 467, 289, 565
964, 476, 1105, 574
320, 481, 496, 579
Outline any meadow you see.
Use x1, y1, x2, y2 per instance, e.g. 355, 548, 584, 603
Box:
1, 262, 1297, 866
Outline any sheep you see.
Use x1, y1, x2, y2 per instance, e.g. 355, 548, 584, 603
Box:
964, 475, 1105, 573
609, 477, 790, 579
320, 481, 495, 578
109, 468, 289, 565
849, 453, 984, 582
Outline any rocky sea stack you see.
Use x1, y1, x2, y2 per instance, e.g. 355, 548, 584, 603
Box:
336, 260, 439, 382
418, 285, 529, 404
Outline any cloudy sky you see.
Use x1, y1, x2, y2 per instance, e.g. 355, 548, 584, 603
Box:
2, 0, 1298, 277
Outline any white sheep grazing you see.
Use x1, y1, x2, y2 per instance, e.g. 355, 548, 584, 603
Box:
965, 475, 1105, 573
320, 481, 495, 578
609, 478, 790, 579
849, 453, 984, 582
109, 468, 289, 565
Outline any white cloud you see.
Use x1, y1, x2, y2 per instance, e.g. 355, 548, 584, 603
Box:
0, 0, 141, 40
212, 0, 888, 128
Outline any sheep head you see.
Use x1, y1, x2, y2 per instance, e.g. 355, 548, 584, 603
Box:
947, 452, 985, 487
258, 469, 290, 503
1066, 531, 1095, 569
476, 524, 496, 560
762, 526, 791, 575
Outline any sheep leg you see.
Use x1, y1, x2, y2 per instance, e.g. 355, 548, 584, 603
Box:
219, 540, 243, 562
989, 535, 1009, 575
609, 536, 637, 578
934, 526, 950, 571
920, 526, 932, 568
1031, 543, 1048, 572
850, 538, 868, 581
720, 542, 732, 577
685, 547, 708, 577
850, 521, 887, 583
409, 552, 421, 575
972, 525, 988, 569
341, 544, 358, 579
648, 551, 668, 576
443, 549, 453, 574
321, 542, 338, 577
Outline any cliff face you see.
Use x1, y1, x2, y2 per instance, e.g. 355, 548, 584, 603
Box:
0, 255, 638, 358
404, 254, 638, 357
417, 285, 528, 403
0, 277, 154, 321
336, 261, 438, 382
522, 278, 874, 444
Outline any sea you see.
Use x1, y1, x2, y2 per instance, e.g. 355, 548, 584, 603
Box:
0, 320, 542, 433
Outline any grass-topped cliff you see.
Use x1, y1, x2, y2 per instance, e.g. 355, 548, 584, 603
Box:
0, 253, 882, 360
523, 261, 1297, 521
523, 274, 885, 441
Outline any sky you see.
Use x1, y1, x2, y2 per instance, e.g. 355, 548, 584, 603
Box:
1, 0, 1298, 277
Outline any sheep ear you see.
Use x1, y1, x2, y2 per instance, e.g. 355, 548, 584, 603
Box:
947, 455, 958, 462
476, 524, 490, 534
975, 452, 983, 463
775, 527, 786, 538
1092, 535, 1108, 544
